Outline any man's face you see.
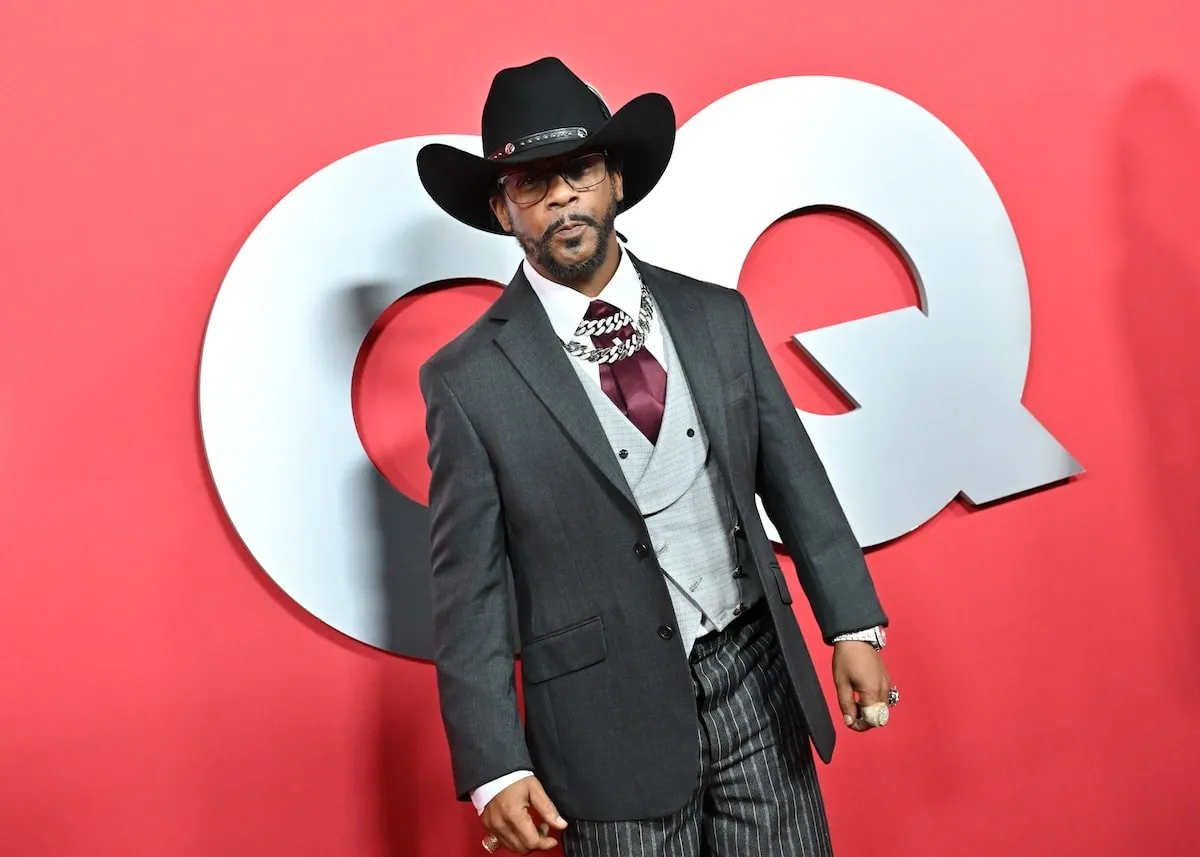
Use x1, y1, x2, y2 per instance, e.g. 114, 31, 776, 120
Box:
489, 151, 624, 284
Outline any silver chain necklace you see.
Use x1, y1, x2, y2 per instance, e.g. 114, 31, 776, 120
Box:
561, 283, 654, 364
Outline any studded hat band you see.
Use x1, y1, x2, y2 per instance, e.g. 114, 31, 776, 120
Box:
488, 126, 590, 160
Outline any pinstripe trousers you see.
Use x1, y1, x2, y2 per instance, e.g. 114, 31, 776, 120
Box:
561, 601, 835, 857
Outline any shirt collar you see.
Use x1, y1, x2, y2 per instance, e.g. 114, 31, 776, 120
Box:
523, 247, 642, 343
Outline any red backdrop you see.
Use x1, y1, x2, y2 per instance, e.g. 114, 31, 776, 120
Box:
3, 2, 1199, 855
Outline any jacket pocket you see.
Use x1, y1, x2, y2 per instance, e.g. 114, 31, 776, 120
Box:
520, 617, 608, 684
768, 562, 793, 604
724, 371, 752, 406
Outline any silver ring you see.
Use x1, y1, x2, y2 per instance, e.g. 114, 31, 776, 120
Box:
888, 686, 899, 707
483, 834, 500, 853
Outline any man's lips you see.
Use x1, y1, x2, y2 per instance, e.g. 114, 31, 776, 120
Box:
554, 222, 587, 238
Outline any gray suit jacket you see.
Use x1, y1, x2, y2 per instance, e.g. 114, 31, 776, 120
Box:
419, 253, 887, 822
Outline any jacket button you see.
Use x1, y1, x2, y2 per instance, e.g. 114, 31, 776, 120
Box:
732, 566, 747, 579
634, 542, 649, 558
657, 625, 675, 640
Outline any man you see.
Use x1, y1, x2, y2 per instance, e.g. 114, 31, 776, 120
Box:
415, 57, 896, 857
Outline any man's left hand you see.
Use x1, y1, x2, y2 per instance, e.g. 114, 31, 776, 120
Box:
832, 642, 892, 732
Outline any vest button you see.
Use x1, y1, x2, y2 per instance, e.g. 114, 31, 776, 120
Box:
687, 428, 695, 437
618, 449, 629, 459
634, 542, 649, 558
657, 625, 675, 640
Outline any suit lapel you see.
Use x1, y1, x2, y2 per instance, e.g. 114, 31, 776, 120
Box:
632, 254, 737, 492
492, 269, 638, 511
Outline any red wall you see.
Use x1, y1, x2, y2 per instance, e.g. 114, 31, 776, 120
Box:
4, 2, 1200, 855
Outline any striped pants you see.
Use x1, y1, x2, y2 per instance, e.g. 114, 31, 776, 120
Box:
562, 602, 835, 857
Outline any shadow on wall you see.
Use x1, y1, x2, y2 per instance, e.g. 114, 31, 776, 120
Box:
1114, 76, 1200, 673
353, 279, 438, 660
349, 280, 520, 857
350, 282, 436, 857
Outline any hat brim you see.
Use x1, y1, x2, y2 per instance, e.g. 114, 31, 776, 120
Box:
416, 92, 676, 234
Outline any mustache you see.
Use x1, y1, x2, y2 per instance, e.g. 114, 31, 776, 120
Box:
539, 213, 602, 245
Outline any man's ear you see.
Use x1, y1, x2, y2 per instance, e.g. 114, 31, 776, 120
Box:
489, 193, 513, 233
612, 168, 625, 204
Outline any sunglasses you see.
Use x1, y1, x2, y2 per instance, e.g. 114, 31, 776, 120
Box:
497, 152, 609, 205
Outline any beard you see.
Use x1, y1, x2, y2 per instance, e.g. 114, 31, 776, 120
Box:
514, 193, 619, 284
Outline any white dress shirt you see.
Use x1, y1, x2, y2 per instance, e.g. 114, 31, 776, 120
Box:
522, 247, 665, 383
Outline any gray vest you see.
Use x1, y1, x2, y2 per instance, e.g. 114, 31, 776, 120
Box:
568, 302, 763, 656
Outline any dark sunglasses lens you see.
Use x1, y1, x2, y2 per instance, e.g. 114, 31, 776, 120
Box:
563, 154, 607, 188
502, 171, 547, 204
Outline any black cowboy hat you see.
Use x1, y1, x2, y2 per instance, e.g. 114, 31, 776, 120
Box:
416, 57, 676, 234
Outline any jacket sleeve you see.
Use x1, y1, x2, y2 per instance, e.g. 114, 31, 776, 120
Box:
420, 361, 533, 800
737, 294, 889, 643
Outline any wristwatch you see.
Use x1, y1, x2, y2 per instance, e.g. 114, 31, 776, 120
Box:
833, 626, 886, 650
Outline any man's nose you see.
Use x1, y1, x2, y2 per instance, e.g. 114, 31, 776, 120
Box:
544, 172, 578, 207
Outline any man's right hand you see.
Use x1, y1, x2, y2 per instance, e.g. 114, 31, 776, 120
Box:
481, 776, 569, 854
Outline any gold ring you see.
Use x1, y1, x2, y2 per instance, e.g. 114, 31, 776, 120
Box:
482, 834, 501, 854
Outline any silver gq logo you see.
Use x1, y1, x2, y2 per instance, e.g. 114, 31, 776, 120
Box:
198, 76, 1083, 657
